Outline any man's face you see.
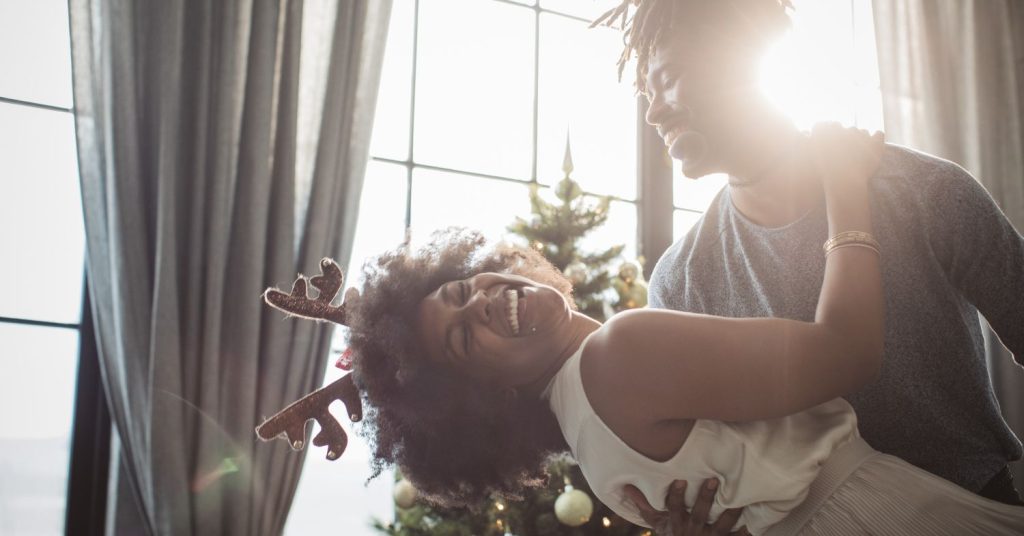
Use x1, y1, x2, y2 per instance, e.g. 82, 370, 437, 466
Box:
643, 31, 763, 179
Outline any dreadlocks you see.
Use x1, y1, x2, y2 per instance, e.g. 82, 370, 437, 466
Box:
592, 0, 794, 93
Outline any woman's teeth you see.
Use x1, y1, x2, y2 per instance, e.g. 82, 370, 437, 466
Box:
505, 289, 520, 335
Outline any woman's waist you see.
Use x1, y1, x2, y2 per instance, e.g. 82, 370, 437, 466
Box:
580, 433, 870, 534
575, 400, 862, 532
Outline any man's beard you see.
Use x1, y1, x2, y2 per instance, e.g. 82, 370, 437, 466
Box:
727, 173, 767, 189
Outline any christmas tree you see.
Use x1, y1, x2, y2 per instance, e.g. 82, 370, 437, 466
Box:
507, 137, 625, 320
373, 138, 647, 536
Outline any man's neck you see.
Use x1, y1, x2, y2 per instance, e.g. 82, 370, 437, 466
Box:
725, 129, 822, 228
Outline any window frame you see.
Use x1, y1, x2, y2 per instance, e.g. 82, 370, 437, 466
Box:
370, 0, 667, 272
0, 90, 110, 536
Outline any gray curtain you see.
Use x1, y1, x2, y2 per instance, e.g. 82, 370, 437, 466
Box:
68, 1, 392, 534
872, 0, 1024, 490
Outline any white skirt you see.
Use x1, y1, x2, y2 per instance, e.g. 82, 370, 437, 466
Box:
764, 437, 1024, 535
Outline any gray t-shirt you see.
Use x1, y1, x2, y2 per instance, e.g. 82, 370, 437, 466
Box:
649, 143, 1024, 492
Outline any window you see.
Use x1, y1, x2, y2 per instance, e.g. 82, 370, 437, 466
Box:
0, 2, 886, 534
0, 1, 86, 534
673, 0, 884, 239
284, 0, 639, 533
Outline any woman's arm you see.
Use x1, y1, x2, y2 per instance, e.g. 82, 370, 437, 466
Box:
592, 126, 886, 422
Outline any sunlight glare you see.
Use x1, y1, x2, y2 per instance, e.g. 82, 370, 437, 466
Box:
759, 35, 856, 131
758, 0, 881, 132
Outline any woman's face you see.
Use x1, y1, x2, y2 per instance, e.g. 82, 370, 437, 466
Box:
415, 272, 575, 388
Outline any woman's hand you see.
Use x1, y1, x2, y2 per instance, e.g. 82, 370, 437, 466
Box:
809, 122, 885, 189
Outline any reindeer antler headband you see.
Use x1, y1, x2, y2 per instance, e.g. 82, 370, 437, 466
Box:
255, 258, 363, 461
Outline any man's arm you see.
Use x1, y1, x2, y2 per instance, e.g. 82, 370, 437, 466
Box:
590, 127, 885, 423
925, 164, 1024, 363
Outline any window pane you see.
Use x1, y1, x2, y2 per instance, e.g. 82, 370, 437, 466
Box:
854, 86, 884, 133
414, 0, 534, 178
0, 103, 85, 324
369, 0, 415, 160
282, 362, 395, 536
284, 162, 408, 535
760, 0, 882, 131
0, 323, 79, 535
410, 169, 531, 246
540, 0, 609, 21
0, 0, 72, 108
851, 0, 881, 89
576, 198, 638, 262
674, 209, 704, 242
673, 171, 727, 213
345, 161, 410, 285
537, 15, 637, 199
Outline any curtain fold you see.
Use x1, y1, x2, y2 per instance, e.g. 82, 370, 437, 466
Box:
872, 0, 1024, 490
68, 1, 392, 534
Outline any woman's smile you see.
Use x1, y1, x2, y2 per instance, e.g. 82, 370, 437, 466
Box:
416, 272, 582, 386
464, 282, 528, 338
504, 288, 522, 335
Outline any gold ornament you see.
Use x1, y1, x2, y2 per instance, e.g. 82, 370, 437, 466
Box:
611, 259, 648, 311
564, 262, 590, 286
393, 478, 418, 509
554, 484, 593, 527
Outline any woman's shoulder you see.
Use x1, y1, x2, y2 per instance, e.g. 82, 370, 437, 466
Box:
581, 315, 696, 461
580, 316, 659, 412
592, 308, 709, 361
582, 311, 661, 378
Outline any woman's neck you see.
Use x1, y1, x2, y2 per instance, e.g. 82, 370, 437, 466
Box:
522, 313, 601, 398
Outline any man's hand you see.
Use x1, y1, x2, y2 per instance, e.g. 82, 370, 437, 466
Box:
809, 122, 885, 188
622, 478, 750, 536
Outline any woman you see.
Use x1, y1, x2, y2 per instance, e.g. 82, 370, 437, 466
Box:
287, 126, 1024, 534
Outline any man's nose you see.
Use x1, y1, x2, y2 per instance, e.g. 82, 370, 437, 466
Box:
645, 93, 667, 127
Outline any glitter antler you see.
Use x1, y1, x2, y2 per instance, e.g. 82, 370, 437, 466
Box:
255, 374, 362, 460
256, 258, 363, 461
264, 257, 350, 324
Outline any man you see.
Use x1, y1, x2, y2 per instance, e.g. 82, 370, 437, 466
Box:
594, 0, 1024, 533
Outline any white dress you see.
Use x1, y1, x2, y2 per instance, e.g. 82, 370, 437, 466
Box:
545, 333, 1024, 535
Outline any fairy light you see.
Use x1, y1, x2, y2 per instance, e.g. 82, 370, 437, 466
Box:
602, 516, 611, 528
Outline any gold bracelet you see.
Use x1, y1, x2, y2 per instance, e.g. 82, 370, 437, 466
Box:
825, 235, 881, 255
823, 231, 880, 254
825, 242, 880, 256
825, 237, 881, 256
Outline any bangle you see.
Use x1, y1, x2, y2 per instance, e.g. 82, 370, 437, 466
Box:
826, 242, 880, 256
823, 231, 880, 255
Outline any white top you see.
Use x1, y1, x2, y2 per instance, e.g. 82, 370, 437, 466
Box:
545, 332, 860, 535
